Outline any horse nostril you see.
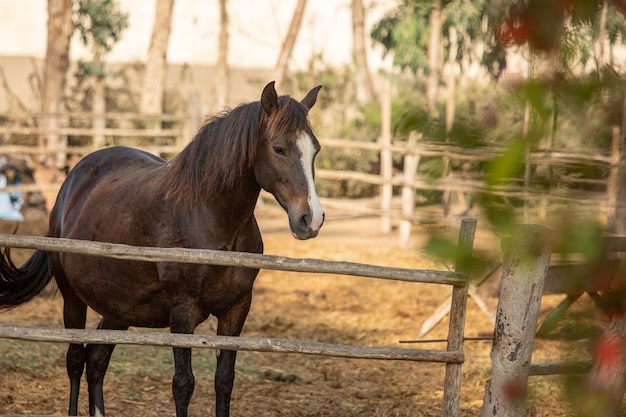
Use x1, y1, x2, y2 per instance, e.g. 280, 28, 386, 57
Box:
301, 213, 310, 227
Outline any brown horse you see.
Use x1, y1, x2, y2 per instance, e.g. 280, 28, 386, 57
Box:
0, 81, 324, 417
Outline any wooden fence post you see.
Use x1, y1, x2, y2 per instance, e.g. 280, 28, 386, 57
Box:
399, 132, 420, 249
480, 224, 551, 417
380, 76, 393, 234
443, 217, 476, 417
607, 126, 620, 231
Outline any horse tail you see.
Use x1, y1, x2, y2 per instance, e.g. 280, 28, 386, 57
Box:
0, 249, 51, 309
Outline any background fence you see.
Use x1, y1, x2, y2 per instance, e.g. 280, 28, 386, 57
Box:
0, 110, 620, 247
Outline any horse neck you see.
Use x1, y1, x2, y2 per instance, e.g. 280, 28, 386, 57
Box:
210, 171, 261, 226
163, 156, 261, 230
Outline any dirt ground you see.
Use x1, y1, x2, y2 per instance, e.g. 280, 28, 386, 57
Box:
0, 204, 619, 416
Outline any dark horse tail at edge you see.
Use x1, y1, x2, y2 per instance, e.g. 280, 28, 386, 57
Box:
0, 249, 51, 308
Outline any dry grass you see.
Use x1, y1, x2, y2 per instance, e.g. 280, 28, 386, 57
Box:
0, 208, 622, 416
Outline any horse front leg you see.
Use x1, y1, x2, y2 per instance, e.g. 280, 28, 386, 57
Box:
170, 305, 197, 417
215, 294, 252, 417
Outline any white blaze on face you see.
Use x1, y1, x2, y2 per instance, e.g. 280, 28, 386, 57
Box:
296, 132, 324, 231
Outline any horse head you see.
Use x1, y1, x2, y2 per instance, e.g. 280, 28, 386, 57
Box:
255, 81, 325, 240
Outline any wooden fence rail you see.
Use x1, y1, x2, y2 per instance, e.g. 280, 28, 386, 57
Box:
0, 325, 461, 363
0, 234, 465, 285
0, 218, 476, 417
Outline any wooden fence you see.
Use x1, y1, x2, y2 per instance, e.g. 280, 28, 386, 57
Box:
0, 217, 476, 417
0, 111, 620, 247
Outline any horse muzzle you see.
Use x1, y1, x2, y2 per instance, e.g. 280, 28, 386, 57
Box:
288, 207, 325, 240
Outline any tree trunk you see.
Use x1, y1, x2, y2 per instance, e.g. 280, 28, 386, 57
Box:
596, 0, 609, 72
140, 0, 175, 121
42, 0, 73, 174
426, 1, 441, 116
92, 73, 106, 148
274, 0, 307, 89
480, 225, 551, 417
351, 0, 376, 103
215, 0, 230, 111
441, 25, 458, 216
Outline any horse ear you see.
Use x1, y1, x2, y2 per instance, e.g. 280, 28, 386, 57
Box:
261, 81, 279, 116
301, 85, 322, 111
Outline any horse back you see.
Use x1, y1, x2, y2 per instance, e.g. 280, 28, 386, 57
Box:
50, 146, 165, 239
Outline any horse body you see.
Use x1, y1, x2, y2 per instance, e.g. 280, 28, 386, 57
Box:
0, 81, 323, 417
53, 146, 260, 328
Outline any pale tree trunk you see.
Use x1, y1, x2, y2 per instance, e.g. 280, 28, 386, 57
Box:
441, 26, 458, 216
480, 225, 551, 417
42, 0, 73, 175
351, 0, 376, 103
140, 0, 175, 124
426, 0, 441, 116
274, 0, 307, 90
91, 44, 107, 148
595, 0, 608, 72
92, 78, 106, 148
215, 0, 229, 111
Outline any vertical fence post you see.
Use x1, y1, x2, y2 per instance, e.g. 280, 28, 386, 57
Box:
182, 92, 200, 147
92, 78, 107, 148
380, 76, 393, 234
443, 217, 476, 417
480, 224, 551, 417
607, 126, 620, 231
399, 132, 420, 249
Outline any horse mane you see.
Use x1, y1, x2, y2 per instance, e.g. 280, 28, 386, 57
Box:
163, 95, 311, 206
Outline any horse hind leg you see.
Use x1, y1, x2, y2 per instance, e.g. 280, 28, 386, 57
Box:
85, 317, 128, 417
57, 272, 88, 416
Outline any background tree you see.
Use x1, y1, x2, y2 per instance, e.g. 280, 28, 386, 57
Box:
274, 0, 307, 89
371, 0, 485, 213
371, 0, 485, 120
351, 0, 376, 103
140, 0, 175, 124
215, 0, 229, 111
42, 0, 74, 176
74, 0, 128, 148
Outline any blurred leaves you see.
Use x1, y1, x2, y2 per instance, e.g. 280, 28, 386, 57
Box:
75, 0, 129, 53
485, 138, 526, 186
371, 0, 486, 75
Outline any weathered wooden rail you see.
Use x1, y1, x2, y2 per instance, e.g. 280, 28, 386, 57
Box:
0, 217, 477, 417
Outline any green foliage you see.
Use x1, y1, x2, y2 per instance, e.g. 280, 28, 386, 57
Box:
75, 0, 129, 53
371, 1, 431, 74
371, 0, 486, 75
73, 0, 129, 85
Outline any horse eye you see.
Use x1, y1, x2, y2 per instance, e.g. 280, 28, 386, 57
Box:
273, 146, 285, 156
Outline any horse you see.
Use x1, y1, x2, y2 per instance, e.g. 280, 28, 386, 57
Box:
0, 81, 324, 417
